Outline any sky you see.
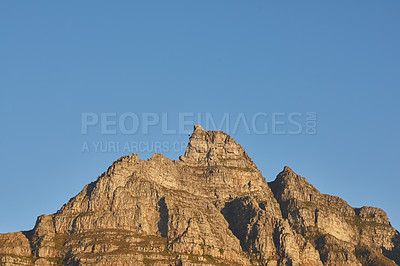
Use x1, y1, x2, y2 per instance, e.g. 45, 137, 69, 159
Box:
0, 1, 399, 233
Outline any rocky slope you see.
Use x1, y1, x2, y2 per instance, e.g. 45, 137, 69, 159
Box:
0, 125, 399, 265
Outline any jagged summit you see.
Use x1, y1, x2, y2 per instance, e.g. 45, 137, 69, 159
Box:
180, 125, 257, 169
0, 126, 399, 265
282, 165, 294, 173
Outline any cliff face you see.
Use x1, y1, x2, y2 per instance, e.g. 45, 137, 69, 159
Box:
0, 125, 399, 265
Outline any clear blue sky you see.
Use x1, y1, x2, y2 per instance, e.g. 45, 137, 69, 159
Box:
1, 1, 399, 233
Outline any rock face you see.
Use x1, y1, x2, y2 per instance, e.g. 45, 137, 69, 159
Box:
0, 125, 399, 265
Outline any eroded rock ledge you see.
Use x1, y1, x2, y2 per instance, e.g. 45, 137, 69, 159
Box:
1, 126, 399, 265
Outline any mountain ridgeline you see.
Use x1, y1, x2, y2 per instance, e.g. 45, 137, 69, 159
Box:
0, 125, 399, 265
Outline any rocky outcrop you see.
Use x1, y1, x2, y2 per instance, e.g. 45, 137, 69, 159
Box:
269, 166, 400, 265
0, 125, 398, 265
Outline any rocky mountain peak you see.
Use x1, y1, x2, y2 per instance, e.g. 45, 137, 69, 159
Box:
283, 165, 294, 173
180, 125, 257, 170
193, 124, 205, 132
0, 126, 399, 265
270, 166, 318, 204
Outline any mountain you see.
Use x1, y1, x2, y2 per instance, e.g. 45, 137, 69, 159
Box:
0, 125, 399, 265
